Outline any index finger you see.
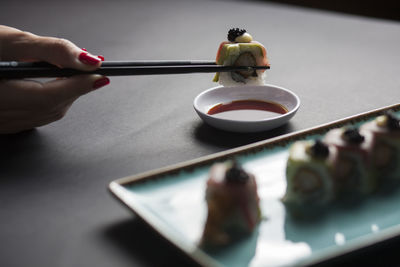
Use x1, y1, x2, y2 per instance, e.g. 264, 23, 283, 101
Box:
43, 75, 110, 101
0, 25, 102, 71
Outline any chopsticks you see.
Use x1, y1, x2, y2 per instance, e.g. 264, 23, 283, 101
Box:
0, 60, 270, 79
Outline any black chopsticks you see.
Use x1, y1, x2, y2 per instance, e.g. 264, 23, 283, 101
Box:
0, 60, 270, 79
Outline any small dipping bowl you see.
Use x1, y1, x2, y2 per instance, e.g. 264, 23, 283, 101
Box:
193, 84, 300, 133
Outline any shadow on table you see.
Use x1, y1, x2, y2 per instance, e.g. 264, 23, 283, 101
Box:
0, 129, 37, 146
0, 129, 48, 178
193, 121, 294, 150
103, 218, 201, 267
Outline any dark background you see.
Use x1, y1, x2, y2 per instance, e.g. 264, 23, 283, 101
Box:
266, 0, 400, 21
1, 0, 400, 266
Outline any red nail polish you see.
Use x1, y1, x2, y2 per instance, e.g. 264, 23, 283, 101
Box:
79, 52, 101, 65
93, 77, 110, 89
81, 48, 87, 51
98, 55, 105, 61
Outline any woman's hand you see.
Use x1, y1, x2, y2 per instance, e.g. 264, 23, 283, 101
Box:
0, 25, 110, 134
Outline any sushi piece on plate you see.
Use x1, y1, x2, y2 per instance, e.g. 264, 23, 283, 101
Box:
283, 140, 335, 206
360, 111, 400, 181
213, 28, 270, 86
323, 126, 376, 194
201, 160, 261, 246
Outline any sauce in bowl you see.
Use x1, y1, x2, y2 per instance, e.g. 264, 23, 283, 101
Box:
207, 99, 288, 121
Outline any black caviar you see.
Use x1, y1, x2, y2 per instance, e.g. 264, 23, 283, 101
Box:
342, 127, 365, 144
228, 28, 247, 42
225, 160, 249, 183
310, 140, 329, 158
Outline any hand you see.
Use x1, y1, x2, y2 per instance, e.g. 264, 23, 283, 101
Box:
0, 25, 110, 134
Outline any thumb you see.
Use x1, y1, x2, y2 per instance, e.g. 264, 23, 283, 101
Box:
44, 75, 110, 100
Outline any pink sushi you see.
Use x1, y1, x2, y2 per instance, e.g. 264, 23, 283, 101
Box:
201, 160, 261, 246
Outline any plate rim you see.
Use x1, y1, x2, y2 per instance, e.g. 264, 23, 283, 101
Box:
109, 102, 400, 267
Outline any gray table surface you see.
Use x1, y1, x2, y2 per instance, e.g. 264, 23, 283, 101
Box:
1, 0, 400, 266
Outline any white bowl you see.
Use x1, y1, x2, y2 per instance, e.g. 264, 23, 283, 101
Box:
193, 84, 300, 133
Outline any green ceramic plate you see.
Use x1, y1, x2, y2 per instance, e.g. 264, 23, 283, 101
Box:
109, 103, 400, 267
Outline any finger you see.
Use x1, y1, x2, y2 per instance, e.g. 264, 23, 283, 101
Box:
0, 79, 46, 109
0, 99, 72, 120
0, 96, 74, 134
0, 25, 102, 70
43, 74, 110, 100
0, 74, 109, 111
0, 109, 63, 134
0, 111, 55, 134
25, 101, 73, 127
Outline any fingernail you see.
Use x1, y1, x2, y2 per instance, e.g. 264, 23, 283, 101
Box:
98, 55, 105, 61
79, 52, 101, 65
93, 77, 110, 89
81, 48, 87, 51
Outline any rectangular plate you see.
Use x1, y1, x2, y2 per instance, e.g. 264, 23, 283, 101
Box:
109, 103, 400, 267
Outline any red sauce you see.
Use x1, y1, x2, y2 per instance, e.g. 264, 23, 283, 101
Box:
207, 99, 288, 115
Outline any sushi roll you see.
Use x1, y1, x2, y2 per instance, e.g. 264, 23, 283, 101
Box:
360, 111, 400, 181
201, 160, 261, 246
283, 140, 334, 206
323, 127, 376, 194
213, 28, 270, 86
